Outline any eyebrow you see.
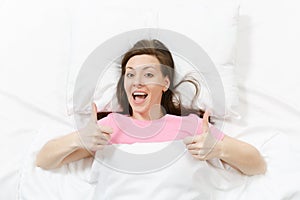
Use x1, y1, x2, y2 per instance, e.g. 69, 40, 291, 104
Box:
126, 65, 159, 70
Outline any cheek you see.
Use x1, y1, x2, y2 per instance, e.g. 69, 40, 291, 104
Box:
145, 77, 163, 87
149, 85, 164, 96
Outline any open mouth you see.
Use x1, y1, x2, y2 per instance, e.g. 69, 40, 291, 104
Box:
132, 92, 148, 101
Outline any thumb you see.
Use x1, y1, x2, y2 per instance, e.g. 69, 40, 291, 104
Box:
91, 102, 98, 122
202, 110, 210, 133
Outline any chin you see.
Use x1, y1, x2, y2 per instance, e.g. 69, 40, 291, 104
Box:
132, 107, 148, 115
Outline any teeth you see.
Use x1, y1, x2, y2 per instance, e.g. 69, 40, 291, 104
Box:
133, 92, 147, 95
132, 92, 148, 100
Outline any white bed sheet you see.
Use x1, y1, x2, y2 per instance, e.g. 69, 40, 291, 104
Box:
1, 0, 300, 199
15, 87, 300, 200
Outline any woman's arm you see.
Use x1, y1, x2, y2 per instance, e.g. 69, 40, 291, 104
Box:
217, 135, 266, 175
36, 103, 113, 170
35, 131, 92, 170
184, 111, 266, 176
185, 133, 266, 176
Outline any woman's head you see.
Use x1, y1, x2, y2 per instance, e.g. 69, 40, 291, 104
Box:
117, 39, 176, 119
116, 39, 204, 120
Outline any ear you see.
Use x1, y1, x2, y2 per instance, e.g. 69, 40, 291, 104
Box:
163, 76, 170, 92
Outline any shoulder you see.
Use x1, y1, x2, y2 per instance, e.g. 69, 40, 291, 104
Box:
97, 112, 115, 126
166, 113, 201, 121
97, 112, 128, 126
166, 113, 203, 127
165, 114, 202, 135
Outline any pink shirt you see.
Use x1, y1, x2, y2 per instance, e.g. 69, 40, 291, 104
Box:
97, 113, 224, 144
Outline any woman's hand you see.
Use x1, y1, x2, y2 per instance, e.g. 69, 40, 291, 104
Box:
183, 111, 266, 175
36, 103, 113, 169
78, 103, 113, 152
183, 111, 222, 160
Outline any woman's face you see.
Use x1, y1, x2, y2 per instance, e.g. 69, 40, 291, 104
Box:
124, 54, 170, 120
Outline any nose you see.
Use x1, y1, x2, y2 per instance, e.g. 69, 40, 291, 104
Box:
133, 73, 144, 87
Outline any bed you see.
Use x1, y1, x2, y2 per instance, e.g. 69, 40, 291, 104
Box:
0, 0, 300, 199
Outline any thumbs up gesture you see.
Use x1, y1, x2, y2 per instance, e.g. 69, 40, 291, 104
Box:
183, 111, 221, 160
78, 103, 113, 152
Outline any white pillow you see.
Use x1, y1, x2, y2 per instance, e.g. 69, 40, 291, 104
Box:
67, 0, 240, 119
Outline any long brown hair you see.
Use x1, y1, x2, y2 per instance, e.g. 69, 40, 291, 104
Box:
98, 39, 208, 121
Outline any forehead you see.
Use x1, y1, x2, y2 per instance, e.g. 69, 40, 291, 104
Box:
126, 54, 160, 69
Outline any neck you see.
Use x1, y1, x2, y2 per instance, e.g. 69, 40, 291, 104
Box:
132, 106, 164, 121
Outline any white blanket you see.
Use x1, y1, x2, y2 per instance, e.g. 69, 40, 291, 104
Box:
17, 109, 300, 199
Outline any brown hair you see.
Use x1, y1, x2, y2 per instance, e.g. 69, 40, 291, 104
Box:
98, 39, 208, 121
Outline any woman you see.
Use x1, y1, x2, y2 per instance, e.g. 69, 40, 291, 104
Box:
36, 39, 266, 176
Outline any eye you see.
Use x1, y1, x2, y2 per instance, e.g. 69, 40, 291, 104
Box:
144, 72, 154, 78
126, 72, 134, 78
